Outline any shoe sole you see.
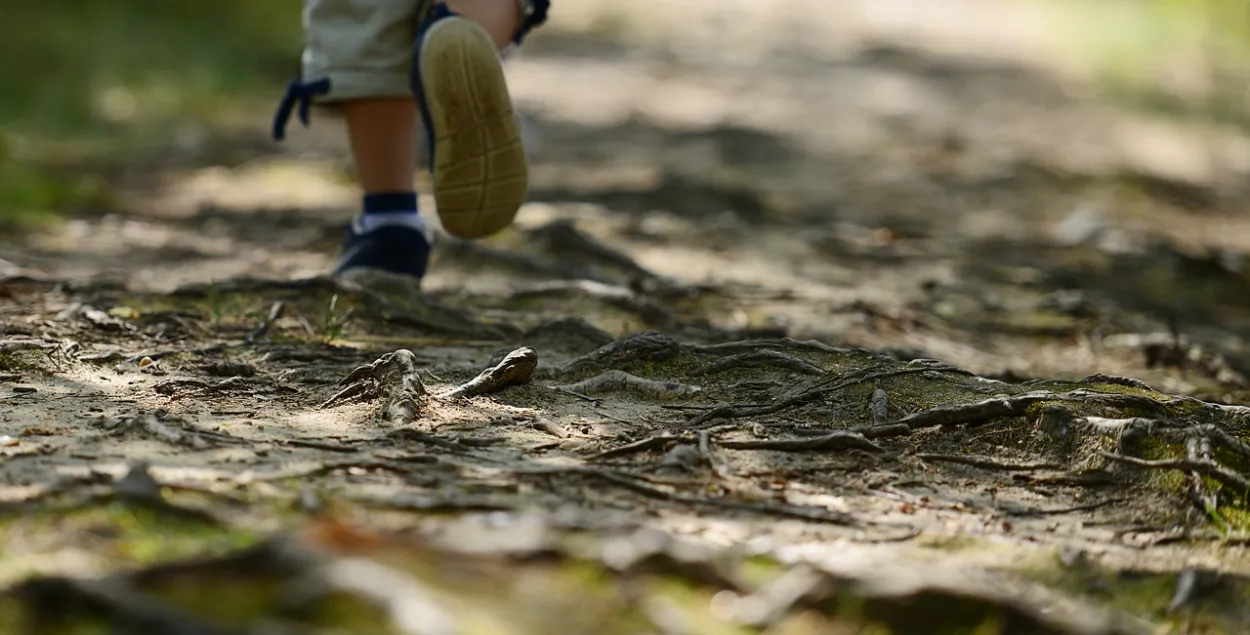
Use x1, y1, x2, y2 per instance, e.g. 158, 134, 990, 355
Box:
418, 18, 528, 240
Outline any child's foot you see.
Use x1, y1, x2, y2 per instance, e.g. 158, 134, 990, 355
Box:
333, 224, 432, 280
413, 4, 528, 240
333, 193, 432, 279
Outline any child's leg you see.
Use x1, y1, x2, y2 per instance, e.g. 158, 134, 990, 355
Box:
275, 0, 547, 279
443, 0, 521, 48
343, 99, 419, 194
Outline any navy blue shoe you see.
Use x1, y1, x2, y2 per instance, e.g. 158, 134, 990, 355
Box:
332, 224, 432, 280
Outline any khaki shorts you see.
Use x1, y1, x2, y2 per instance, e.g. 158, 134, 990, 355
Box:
302, 0, 529, 103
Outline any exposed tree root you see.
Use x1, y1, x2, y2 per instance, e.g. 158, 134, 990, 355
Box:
687, 337, 860, 356
556, 370, 701, 398
520, 465, 858, 525
90, 412, 244, 449
588, 434, 689, 461
687, 365, 955, 426
717, 431, 885, 453
283, 438, 359, 453
561, 331, 682, 376
869, 387, 890, 424
437, 347, 537, 400
916, 453, 1063, 472
529, 219, 664, 283
518, 317, 615, 354
321, 349, 426, 426
153, 376, 280, 397
1100, 452, 1250, 494
244, 457, 424, 483
690, 349, 825, 377
510, 280, 680, 330
856, 423, 913, 439
895, 389, 1177, 430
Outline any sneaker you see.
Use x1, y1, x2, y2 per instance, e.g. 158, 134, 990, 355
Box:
412, 4, 528, 240
332, 224, 432, 280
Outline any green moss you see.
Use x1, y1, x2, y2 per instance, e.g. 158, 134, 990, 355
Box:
0, 350, 53, 373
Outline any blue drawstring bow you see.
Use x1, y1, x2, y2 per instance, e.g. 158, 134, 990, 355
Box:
271, 77, 331, 141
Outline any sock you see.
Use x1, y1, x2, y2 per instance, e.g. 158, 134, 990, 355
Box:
354, 192, 426, 234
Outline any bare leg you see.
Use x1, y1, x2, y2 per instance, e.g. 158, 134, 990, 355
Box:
444, 0, 521, 49
342, 98, 419, 193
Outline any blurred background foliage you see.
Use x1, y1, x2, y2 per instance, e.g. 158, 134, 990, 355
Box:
1056, 0, 1250, 126
0, 0, 1248, 231
0, 0, 302, 230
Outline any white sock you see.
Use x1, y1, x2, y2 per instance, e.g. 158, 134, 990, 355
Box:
353, 211, 427, 235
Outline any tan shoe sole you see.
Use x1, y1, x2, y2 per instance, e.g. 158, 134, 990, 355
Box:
418, 18, 528, 240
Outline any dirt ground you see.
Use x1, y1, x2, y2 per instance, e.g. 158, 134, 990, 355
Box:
4, 2, 1250, 633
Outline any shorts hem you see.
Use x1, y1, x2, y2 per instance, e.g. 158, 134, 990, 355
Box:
304, 69, 412, 103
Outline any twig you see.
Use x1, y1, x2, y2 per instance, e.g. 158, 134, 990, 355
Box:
551, 386, 602, 403
916, 453, 1063, 472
